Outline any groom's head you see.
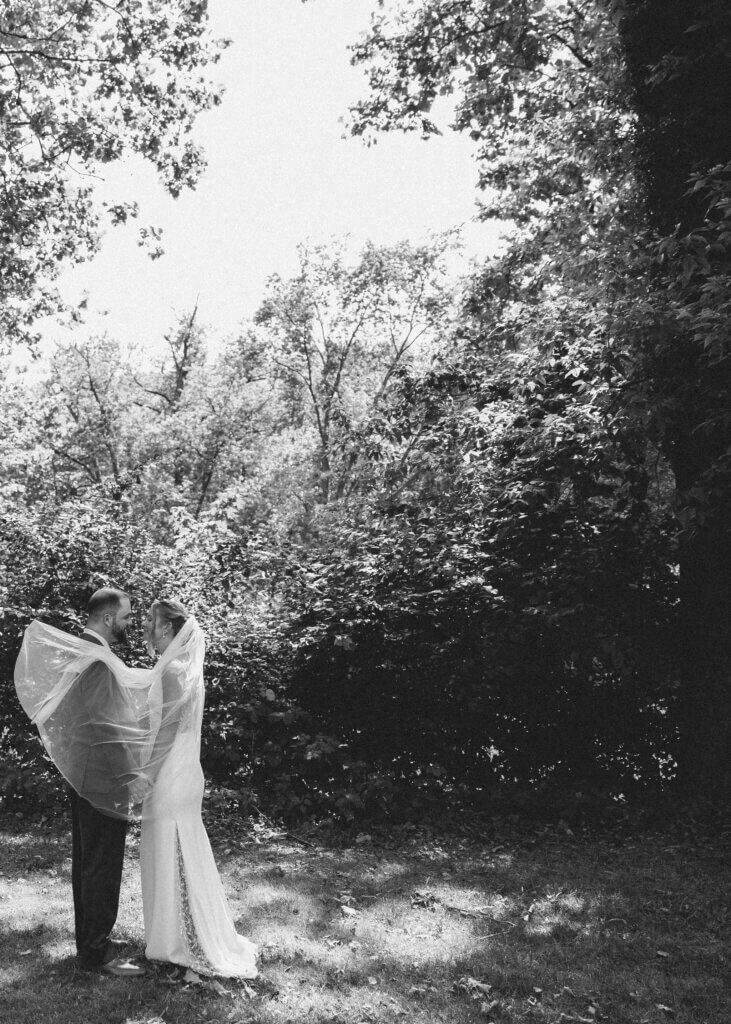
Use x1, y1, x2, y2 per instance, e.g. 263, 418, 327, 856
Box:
86, 588, 132, 644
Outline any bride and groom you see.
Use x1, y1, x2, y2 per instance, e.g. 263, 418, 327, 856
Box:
14, 588, 258, 980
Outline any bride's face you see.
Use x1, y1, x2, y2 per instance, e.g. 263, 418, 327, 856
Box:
145, 606, 173, 655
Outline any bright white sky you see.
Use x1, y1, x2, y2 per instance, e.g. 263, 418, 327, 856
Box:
50, 0, 500, 353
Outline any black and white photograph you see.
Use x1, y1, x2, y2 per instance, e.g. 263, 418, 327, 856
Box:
0, 2, 728, 1023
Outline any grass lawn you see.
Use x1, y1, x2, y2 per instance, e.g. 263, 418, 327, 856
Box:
0, 809, 727, 1024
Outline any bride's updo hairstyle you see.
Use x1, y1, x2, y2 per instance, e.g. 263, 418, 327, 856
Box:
152, 598, 189, 637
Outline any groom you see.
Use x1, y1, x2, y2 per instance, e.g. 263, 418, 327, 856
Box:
67, 587, 145, 978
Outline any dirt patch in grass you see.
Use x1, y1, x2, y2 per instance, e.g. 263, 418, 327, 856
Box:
0, 812, 727, 1024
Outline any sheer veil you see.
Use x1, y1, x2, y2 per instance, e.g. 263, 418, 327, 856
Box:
14, 617, 205, 820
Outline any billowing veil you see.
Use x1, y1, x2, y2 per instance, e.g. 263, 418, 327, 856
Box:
14, 617, 206, 821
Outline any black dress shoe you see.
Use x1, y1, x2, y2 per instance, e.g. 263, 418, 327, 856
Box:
79, 955, 146, 977
98, 957, 146, 978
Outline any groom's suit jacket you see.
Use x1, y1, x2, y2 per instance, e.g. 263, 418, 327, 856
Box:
65, 632, 139, 799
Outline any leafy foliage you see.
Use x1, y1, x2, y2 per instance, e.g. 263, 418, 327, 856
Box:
0, 0, 225, 346
2, 1, 729, 821
286, 337, 678, 796
254, 237, 457, 503
340, 0, 731, 796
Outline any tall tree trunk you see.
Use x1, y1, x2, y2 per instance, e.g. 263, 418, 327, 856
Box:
675, 514, 731, 796
619, 0, 731, 798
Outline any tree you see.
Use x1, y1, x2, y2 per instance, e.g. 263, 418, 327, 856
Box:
617, 0, 731, 793
134, 303, 207, 413
2, 314, 273, 522
254, 237, 457, 502
345, 0, 731, 795
38, 335, 139, 497
283, 324, 677, 794
130, 312, 274, 519
0, 0, 225, 348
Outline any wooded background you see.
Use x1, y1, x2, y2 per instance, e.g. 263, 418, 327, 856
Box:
1, 0, 729, 822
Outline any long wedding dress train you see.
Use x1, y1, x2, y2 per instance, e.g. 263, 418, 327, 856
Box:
139, 657, 257, 979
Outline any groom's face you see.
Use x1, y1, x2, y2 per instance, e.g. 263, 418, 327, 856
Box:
110, 597, 133, 641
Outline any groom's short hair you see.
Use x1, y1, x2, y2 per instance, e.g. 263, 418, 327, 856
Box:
88, 587, 129, 618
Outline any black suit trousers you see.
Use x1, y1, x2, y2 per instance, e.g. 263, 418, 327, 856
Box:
68, 785, 128, 965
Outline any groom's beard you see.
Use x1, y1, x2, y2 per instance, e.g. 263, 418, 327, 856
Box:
112, 626, 130, 648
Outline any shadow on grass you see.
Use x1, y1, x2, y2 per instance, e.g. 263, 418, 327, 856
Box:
0, 951, 244, 1024
0, 815, 728, 1024
229, 832, 727, 1024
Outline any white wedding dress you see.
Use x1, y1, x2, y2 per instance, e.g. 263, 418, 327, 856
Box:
139, 649, 258, 978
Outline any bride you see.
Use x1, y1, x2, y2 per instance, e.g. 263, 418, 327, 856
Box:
15, 600, 257, 979
138, 599, 258, 978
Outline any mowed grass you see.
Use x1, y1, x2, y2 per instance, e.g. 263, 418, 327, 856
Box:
0, 811, 727, 1024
